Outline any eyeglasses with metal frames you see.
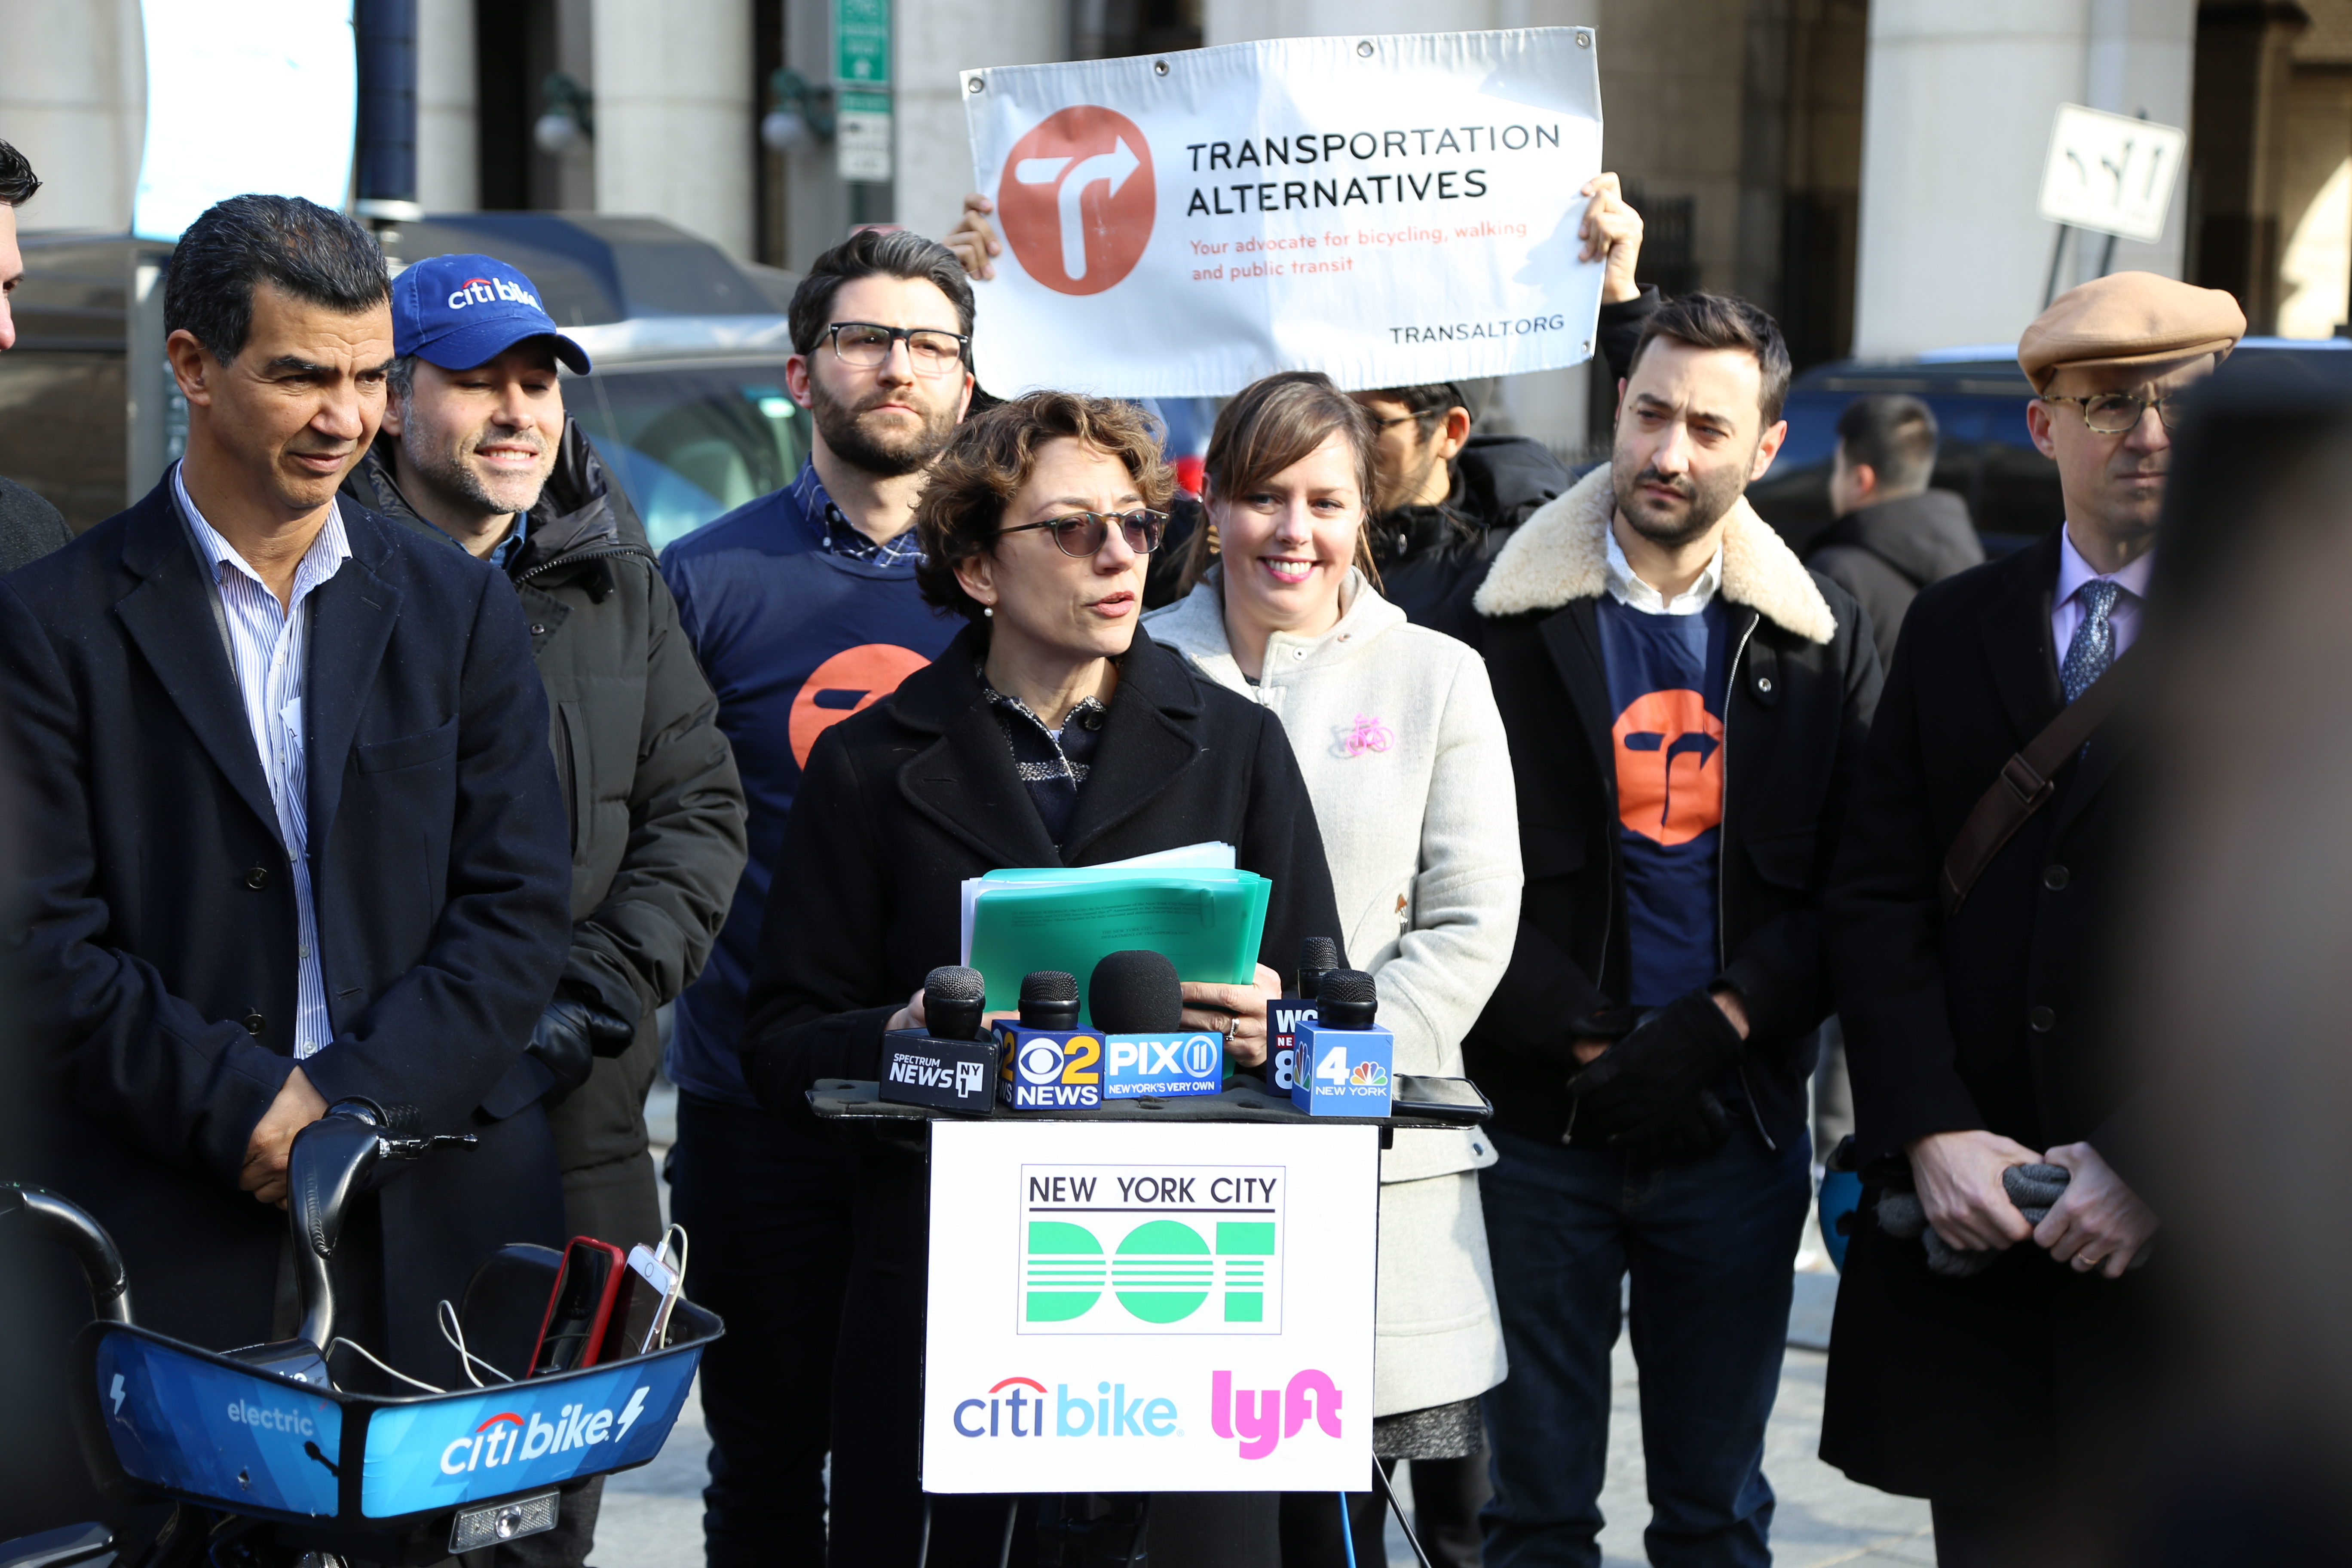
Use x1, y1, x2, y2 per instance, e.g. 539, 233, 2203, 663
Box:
2040, 390, 2187, 434
824, 321, 971, 376
998, 509, 1169, 557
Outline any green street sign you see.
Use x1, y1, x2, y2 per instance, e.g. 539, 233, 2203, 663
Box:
835, 0, 890, 86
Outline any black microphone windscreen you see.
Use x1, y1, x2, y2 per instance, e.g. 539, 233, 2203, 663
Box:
1317, 968, 1378, 1029
1300, 937, 1341, 973
926, 965, 986, 1004
1088, 950, 1182, 1034
924, 965, 987, 1041
1018, 970, 1081, 1029
1020, 971, 1078, 1006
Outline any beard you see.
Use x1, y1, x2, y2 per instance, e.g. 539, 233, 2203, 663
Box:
808, 373, 961, 478
1609, 444, 1752, 549
399, 423, 549, 521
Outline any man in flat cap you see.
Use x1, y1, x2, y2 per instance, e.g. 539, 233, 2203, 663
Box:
1817, 271, 2244, 1563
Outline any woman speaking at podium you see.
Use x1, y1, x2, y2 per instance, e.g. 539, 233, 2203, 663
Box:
738, 389, 1342, 1566
1145, 372, 1519, 1567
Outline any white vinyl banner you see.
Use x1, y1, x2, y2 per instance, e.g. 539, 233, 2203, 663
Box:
961, 29, 1606, 398
922, 1120, 1380, 1493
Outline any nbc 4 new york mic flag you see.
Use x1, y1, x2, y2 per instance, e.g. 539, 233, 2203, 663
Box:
960, 28, 1606, 398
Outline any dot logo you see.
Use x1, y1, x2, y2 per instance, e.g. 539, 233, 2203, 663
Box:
789, 643, 932, 769
998, 106, 1157, 296
1611, 689, 1724, 847
1018, 1165, 1284, 1334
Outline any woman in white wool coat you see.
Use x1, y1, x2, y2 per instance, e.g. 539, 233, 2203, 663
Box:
1142, 371, 1521, 1566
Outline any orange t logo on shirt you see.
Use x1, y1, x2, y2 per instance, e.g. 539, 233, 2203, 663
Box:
1612, 689, 1724, 847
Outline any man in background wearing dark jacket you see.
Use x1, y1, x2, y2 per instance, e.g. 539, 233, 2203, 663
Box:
659, 227, 974, 1567
1805, 393, 1983, 671
340, 252, 747, 1567
0, 137, 75, 572
1460, 294, 1879, 1568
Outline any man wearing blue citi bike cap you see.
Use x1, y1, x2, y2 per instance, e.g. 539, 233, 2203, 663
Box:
341, 252, 747, 1567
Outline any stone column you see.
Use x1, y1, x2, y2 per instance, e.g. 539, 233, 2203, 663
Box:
416, 0, 479, 212
894, 0, 1062, 244
591, 0, 755, 255
0, 0, 145, 232
1852, 0, 2194, 358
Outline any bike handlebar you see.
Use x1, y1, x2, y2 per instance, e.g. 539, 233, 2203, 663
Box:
0, 1184, 132, 1326
287, 1102, 477, 1352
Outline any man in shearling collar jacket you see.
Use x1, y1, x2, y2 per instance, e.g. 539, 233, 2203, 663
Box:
1454, 294, 1880, 1568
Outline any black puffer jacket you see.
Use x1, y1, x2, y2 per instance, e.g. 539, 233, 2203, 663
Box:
1371, 434, 1576, 623
343, 421, 748, 1173
1804, 489, 1985, 672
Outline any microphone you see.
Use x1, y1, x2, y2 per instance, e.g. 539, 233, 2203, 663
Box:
1090, 951, 1221, 1100
1298, 937, 1341, 999
999, 971, 1098, 1110
1019, 971, 1081, 1031
1292, 967, 1394, 1115
925, 965, 987, 1041
1314, 968, 1378, 1029
1088, 950, 1182, 1033
876, 965, 1000, 1115
1267, 936, 1344, 1095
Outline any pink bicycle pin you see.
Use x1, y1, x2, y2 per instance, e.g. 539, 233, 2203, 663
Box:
1343, 714, 1394, 757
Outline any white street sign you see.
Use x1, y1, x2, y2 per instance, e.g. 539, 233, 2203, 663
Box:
2037, 103, 2186, 244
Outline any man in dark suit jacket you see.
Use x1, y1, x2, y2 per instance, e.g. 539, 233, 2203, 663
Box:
1820, 273, 2247, 1563
0, 195, 571, 1389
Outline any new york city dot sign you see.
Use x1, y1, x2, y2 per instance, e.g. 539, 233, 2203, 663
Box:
922, 1120, 1379, 1494
962, 28, 1607, 398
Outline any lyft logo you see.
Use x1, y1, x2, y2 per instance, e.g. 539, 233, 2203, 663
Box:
998, 106, 1157, 296
1209, 1369, 1341, 1460
446, 276, 545, 312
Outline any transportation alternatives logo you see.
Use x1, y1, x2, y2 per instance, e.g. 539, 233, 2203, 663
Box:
1611, 689, 1725, 847
1018, 1164, 1283, 1333
790, 643, 932, 768
998, 106, 1157, 295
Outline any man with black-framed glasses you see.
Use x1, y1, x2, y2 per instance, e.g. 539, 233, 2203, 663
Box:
1822, 272, 2244, 1562
658, 227, 977, 1568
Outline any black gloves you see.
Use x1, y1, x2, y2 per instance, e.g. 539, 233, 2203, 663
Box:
528, 990, 639, 1107
1566, 989, 1745, 1158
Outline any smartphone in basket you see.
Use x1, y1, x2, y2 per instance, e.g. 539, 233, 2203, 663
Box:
600, 1242, 683, 1362
529, 1237, 628, 1376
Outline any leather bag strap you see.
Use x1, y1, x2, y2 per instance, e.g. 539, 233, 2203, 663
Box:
1938, 650, 2135, 917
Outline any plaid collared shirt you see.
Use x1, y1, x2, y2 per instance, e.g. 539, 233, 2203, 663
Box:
792, 463, 923, 567
981, 670, 1108, 849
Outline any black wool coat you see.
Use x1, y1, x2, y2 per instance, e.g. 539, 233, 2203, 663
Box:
0, 478, 574, 1377
739, 619, 1342, 1099
1819, 527, 2159, 1504
1454, 466, 1882, 1151
735, 620, 1342, 1566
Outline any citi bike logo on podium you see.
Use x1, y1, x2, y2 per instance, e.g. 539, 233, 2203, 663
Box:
1016, 1164, 1284, 1334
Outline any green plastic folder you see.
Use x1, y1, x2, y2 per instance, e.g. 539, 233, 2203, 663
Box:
962, 868, 1272, 1015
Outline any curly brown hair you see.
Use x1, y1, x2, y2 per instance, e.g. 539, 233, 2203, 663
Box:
913, 391, 1176, 625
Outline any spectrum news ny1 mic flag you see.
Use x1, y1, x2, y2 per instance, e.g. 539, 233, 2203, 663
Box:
961, 28, 1607, 399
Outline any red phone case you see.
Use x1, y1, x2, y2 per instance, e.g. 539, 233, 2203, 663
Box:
530, 1237, 628, 1375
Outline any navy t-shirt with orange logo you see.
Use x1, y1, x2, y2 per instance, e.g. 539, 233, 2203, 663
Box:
660, 463, 959, 1105
1596, 595, 1730, 1008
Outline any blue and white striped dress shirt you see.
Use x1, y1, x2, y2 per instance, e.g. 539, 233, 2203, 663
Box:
172, 464, 352, 1060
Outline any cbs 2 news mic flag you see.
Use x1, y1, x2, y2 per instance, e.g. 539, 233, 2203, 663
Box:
962, 28, 1607, 398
